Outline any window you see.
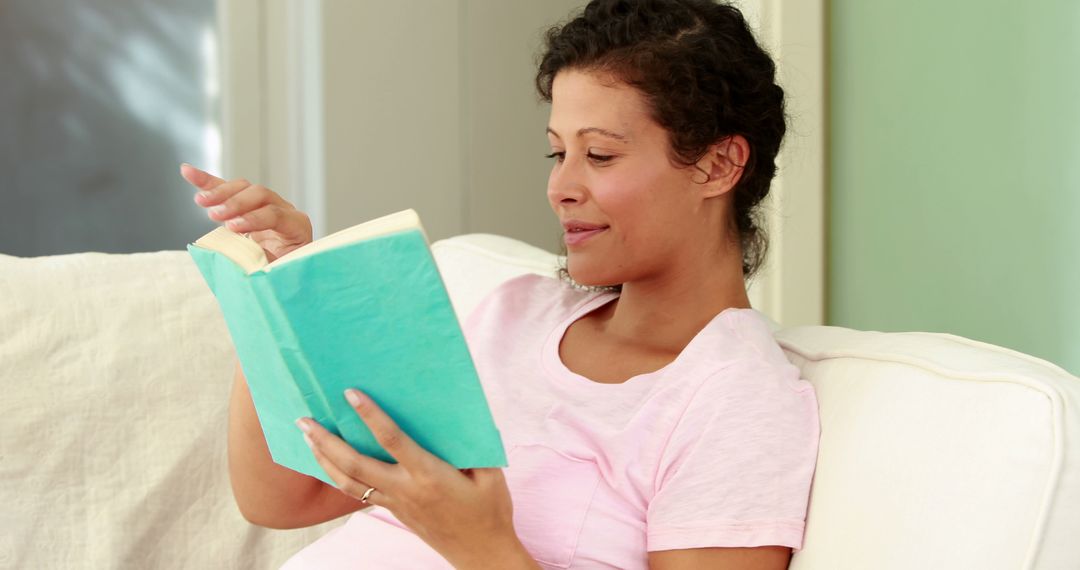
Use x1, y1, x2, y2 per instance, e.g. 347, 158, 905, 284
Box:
0, 0, 221, 256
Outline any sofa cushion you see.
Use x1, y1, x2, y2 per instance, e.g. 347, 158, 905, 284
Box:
431, 232, 560, 318
0, 250, 340, 569
777, 326, 1080, 570
3, 233, 1078, 570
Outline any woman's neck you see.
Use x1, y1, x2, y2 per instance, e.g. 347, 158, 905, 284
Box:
593, 247, 751, 355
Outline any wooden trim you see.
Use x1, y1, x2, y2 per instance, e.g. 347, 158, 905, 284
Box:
218, 0, 326, 239
285, 0, 327, 239
218, 0, 264, 182
745, 0, 827, 327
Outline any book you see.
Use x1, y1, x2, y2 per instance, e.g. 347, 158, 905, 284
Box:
186, 209, 507, 486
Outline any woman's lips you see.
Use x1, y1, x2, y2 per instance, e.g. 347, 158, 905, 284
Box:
564, 227, 607, 246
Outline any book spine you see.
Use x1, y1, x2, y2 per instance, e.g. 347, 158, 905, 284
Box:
189, 244, 335, 483
249, 274, 337, 431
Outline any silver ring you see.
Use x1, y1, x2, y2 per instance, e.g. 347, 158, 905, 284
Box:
361, 487, 377, 504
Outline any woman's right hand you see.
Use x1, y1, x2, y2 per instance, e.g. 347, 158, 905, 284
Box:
180, 163, 313, 262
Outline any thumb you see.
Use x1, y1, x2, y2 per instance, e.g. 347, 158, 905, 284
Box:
180, 163, 226, 190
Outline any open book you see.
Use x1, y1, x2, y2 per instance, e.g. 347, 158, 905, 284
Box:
187, 209, 507, 486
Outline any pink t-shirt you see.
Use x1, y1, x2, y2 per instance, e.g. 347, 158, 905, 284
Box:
282, 274, 820, 569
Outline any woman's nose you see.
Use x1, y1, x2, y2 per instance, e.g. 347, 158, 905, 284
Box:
547, 161, 587, 207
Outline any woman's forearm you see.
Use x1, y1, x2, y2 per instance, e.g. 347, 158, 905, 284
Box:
227, 361, 365, 528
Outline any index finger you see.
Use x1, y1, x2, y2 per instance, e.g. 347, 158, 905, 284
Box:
179, 163, 226, 191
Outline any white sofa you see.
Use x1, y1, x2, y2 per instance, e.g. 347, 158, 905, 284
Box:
2, 234, 1078, 569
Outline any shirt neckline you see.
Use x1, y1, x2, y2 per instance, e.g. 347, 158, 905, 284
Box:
541, 290, 759, 390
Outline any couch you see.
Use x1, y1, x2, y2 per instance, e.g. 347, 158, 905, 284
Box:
2, 233, 1078, 569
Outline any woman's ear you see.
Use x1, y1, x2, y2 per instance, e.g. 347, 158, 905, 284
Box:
695, 135, 750, 198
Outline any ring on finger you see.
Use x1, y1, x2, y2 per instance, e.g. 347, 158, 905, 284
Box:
361, 487, 377, 504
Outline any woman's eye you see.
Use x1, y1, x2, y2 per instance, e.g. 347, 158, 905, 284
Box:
543, 151, 614, 164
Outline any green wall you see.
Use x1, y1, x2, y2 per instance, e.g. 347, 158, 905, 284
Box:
828, 1, 1080, 375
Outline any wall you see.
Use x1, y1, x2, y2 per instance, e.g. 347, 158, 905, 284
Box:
460, 2, 583, 248
319, 2, 464, 241
318, 1, 582, 249
829, 0, 1080, 373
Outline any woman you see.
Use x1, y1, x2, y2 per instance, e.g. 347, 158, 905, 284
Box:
182, 1, 819, 568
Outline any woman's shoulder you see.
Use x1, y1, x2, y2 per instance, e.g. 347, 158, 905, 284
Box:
725, 310, 799, 369
672, 311, 819, 452
684, 308, 814, 399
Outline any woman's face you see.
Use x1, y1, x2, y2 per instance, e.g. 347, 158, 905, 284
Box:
546, 69, 717, 287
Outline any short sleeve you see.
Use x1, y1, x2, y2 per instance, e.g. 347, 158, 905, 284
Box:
646, 361, 820, 553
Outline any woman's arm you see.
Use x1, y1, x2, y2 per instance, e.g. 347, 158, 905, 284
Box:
648, 546, 792, 570
227, 361, 368, 528
180, 164, 360, 527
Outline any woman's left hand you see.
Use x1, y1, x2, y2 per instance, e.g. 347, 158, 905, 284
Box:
296, 388, 538, 570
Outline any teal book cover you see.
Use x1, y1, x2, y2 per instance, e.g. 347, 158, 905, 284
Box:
187, 219, 507, 486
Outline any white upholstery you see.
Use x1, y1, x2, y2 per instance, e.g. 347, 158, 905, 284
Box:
1, 234, 1077, 569
777, 327, 1080, 570
0, 251, 340, 569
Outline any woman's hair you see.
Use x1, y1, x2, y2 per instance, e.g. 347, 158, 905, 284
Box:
536, 0, 786, 282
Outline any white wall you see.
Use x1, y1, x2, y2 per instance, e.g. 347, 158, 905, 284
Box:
225, 0, 581, 248
459, 2, 585, 250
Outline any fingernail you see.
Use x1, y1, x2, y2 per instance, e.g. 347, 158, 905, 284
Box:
210, 205, 226, 216
226, 217, 245, 229
183, 163, 206, 184
345, 389, 364, 407
303, 433, 314, 448
197, 191, 212, 200
295, 418, 311, 434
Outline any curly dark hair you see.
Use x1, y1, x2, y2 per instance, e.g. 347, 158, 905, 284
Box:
536, 0, 785, 281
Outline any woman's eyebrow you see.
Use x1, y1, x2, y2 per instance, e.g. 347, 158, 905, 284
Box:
546, 126, 630, 142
